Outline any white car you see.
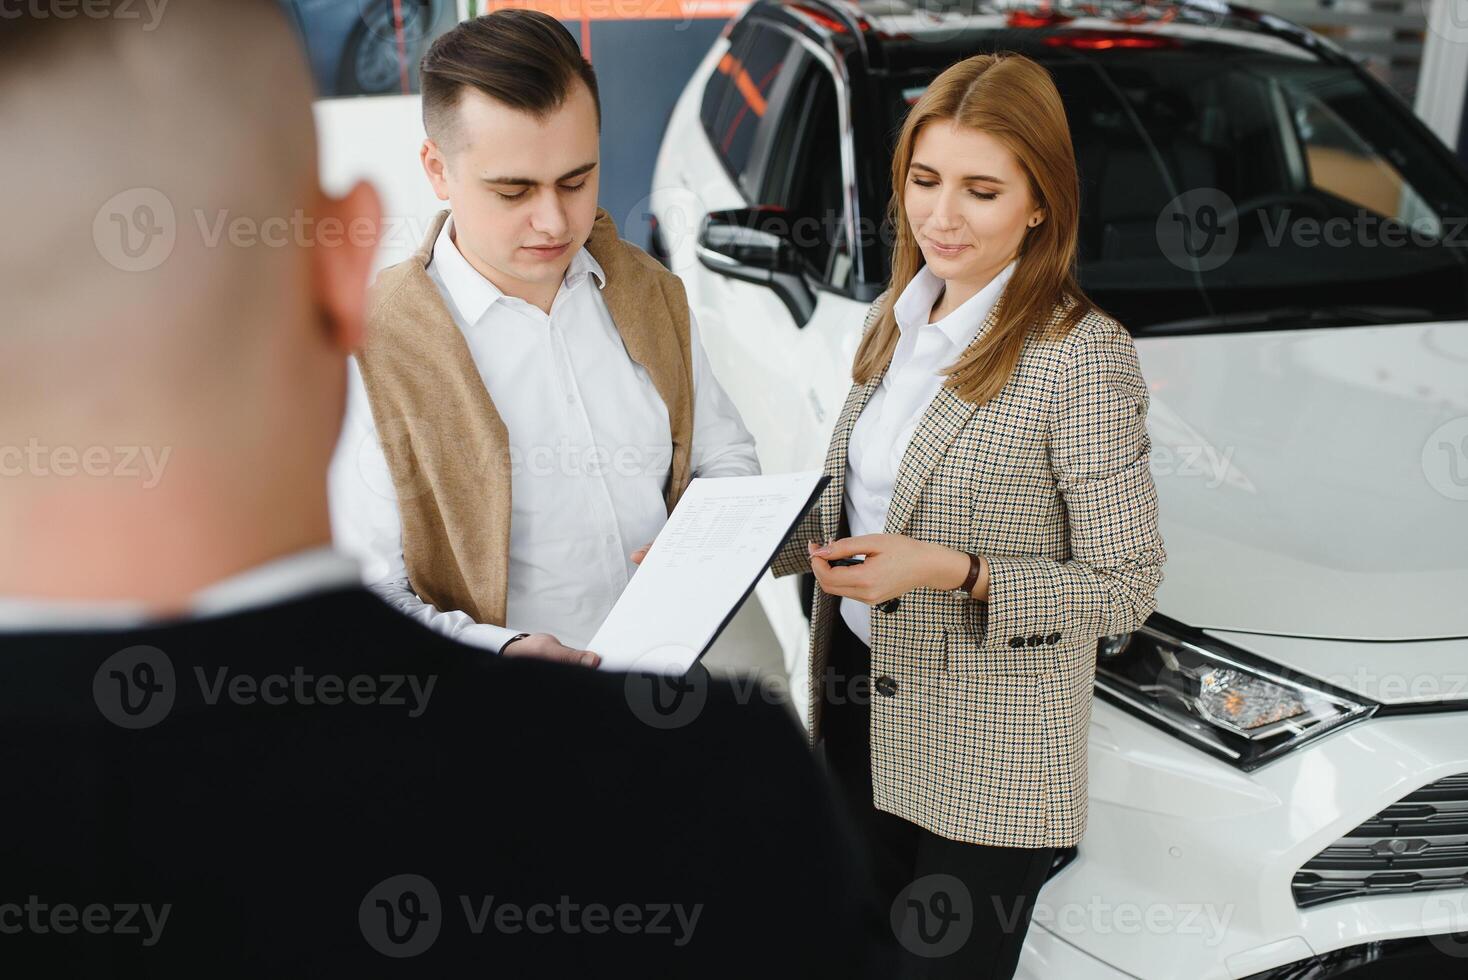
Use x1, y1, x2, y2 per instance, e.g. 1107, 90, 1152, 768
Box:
649, 0, 1468, 976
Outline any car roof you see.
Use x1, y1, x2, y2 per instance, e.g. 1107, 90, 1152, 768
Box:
761, 0, 1346, 65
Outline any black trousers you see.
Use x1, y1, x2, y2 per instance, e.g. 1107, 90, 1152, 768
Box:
820, 611, 1054, 980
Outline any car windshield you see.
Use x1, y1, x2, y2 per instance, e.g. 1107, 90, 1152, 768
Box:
881, 42, 1468, 333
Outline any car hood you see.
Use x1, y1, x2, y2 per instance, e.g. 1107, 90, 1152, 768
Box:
1139, 320, 1468, 641
1203, 629, 1468, 704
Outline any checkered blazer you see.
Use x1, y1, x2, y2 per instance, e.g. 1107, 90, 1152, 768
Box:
771, 291, 1166, 848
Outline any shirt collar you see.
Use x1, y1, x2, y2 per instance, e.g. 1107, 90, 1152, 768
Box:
191, 547, 361, 620
431, 214, 606, 325
893, 259, 1017, 351
0, 546, 361, 632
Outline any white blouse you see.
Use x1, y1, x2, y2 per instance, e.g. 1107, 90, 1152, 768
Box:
840, 259, 1016, 645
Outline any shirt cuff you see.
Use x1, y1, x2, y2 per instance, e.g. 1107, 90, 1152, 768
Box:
460, 622, 521, 655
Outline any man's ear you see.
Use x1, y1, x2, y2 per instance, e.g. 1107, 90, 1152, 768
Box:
311, 179, 382, 355
420, 139, 452, 202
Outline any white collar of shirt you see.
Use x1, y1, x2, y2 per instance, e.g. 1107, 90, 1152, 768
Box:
0, 546, 361, 632
431, 214, 607, 326
892, 259, 1017, 352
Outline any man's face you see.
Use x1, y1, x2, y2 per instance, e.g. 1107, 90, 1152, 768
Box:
422, 80, 600, 294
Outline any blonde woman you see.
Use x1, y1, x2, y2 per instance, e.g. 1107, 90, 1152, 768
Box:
770, 53, 1166, 978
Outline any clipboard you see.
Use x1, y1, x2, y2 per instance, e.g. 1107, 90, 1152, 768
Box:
590, 472, 831, 676
687, 472, 830, 667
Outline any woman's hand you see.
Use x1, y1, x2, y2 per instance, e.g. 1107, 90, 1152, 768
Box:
808, 534, 983, 603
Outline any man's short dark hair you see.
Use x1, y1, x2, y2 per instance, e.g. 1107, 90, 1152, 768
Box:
421, 10, 601, 149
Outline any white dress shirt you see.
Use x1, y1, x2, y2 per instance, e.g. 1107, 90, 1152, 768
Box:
0, 547, 361, 632
329, 215, 759, 653
840, 260, 1016, 646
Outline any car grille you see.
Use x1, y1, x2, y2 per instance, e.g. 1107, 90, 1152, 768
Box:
1293, 772, 1468, 908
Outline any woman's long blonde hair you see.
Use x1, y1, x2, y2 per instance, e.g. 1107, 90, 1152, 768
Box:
853, 52, 1096, 404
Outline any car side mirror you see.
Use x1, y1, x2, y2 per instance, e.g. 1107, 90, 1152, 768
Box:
695, 207, 818, 327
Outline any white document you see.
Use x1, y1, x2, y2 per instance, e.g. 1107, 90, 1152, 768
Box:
591, 471, 828, 675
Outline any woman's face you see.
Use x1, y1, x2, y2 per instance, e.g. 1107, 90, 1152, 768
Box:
904, 120, 1044, 286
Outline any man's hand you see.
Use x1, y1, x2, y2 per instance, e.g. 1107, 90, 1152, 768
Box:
630, 541, 654, 565
809, 535, 979, 603
500, 633, 601, 668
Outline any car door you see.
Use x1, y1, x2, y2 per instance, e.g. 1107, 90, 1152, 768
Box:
684, 20, 867, 477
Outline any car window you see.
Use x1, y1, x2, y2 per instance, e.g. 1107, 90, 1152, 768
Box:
760, 60, 849, 288
880, 48, 1468, 333
1287, 87, 1438, 229
700, 23, 798, 198
282, 0, 458, 98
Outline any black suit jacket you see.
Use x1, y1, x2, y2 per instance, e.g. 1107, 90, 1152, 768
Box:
0, 587, 884, 976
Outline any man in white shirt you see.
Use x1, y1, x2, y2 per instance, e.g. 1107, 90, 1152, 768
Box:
330, 10, 758, 665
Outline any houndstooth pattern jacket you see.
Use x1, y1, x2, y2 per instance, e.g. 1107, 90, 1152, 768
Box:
771, 291, 1166, 848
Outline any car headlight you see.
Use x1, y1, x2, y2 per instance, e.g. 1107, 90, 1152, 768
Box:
1095, 615, 1377, 770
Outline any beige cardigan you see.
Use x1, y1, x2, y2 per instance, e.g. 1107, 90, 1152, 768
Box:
356, 208, 695, 627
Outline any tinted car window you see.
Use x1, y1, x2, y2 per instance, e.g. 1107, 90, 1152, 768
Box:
701, 23, 797, 196
761, 62, 849, 287
881, 44, 1468, 332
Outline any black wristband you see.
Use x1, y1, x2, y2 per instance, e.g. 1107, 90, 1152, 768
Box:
499, 632, 531, 654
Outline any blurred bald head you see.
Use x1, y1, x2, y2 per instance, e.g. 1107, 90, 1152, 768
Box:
0, 0, 382, 603
2, 0, 318, 369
